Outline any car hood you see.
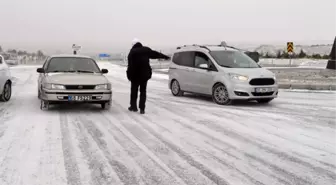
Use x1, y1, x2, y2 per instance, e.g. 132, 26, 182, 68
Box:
45, 73, 109, 85
221, 67, 275, 78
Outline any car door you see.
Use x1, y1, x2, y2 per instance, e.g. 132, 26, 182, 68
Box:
0, 56, 6, 92
172, 51, 195, 92
190, 52, 218, 95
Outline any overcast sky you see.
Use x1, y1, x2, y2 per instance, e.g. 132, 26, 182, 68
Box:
0, 0, 335, 53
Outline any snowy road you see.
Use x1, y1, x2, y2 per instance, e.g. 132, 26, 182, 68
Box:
0, 63, 335, 185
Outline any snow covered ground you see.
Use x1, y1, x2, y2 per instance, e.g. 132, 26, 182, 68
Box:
259, 59, 328, 68
0, 63, 335, 185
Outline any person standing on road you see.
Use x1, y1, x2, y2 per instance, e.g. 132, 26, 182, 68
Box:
127, 38, 170, 114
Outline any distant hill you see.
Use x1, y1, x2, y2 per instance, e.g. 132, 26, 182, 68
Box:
152, 44, 333, 58
252, 44, 332, 57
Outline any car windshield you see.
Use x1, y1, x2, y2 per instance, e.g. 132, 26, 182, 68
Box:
210, 50, 260, 68
46, 57, 101, 73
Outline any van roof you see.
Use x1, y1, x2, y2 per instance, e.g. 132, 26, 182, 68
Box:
175, 45, 239, 53
49, 54, 93, 59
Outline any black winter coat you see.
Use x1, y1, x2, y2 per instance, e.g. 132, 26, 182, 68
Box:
127, 43, 170, 82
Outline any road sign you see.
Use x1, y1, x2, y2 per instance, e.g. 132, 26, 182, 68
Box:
72, 44, 82, 51
287, 42, 294, 53
99, 53, 110, 58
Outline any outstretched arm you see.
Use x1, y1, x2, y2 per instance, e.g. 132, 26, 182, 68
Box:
149, 49, 170, 60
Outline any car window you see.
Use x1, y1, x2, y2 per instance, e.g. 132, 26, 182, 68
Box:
210, 50, 260, 68
42, 57, 49, 69
172, 53, 181, 65
173, 51, 194, 67
0, 57, 2, 64
194, 52, 211, 68
46, 57, 101, 73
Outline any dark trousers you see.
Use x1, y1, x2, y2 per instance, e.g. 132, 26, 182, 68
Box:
130, 80, 148, 110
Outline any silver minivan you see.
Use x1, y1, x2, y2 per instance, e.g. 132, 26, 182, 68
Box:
168, 44, 278, 105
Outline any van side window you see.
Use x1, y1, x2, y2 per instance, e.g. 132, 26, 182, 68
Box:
194, 52, 211, 68
173, 51, 194, 67
194, 52, 217, 71
172, 53, 180, 65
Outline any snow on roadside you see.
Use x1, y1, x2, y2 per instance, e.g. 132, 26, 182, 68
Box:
9, 65, 41, 69
281, 89, 336, 93
152, 73, 169, 80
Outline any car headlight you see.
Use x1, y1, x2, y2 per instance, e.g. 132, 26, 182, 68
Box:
228, 73, 249, 81
43, 83, 65, 90
95, 83, 111, 90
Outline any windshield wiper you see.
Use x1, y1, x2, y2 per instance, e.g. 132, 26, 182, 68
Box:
75, 70, 95, 73
47, 70, 75, 73
47, 70, 95, 73
220, 65, 232, 68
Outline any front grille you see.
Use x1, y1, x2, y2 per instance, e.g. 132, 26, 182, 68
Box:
252, 92, 274, 96
64, 85, 96, 90
249, 78, 275, 86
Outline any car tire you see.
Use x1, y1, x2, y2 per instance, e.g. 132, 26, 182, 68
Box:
171, 80, 184, 96
212, 83, 232, 105
257, 98, 273, 104
38, 89, 41, 99
101, 101, 111, 109
40, 100, 49, 110
0, 81, 12, 102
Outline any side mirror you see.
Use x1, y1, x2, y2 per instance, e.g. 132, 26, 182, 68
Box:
199, 63, 209, 69
101, 69, 108, 74
37, 68, 45, 73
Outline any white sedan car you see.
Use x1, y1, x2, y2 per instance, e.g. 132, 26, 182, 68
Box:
37, 55, 112, 110
0, 55, 12, 102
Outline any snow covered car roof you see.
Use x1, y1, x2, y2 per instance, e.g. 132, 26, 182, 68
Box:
49, 54, 93, 59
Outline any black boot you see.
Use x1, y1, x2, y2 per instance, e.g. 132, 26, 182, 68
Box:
140, 109, 145, 114
128, 107, 138, 112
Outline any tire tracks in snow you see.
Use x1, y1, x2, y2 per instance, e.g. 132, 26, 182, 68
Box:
145, 99, 336, 185
94, 110, 188, 185
73, 115, 137, 185
109, 92, 305, 184
108, 101, 229, 185
59, 113, 82, 185
111, 102, 280, 184
0, 72, 35, 172
0, 74, 42, 185
146, 99, 309, 184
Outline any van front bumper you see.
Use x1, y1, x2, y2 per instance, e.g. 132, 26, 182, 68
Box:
228, 83, 278, 100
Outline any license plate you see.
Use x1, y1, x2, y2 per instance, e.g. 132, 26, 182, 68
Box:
68, 95, 92, 101
255, 87, 273, 93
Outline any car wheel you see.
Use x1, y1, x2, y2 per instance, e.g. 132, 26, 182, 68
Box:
40, 100, 49, 110
38, 89, 41, 99
212, 83, 232, 105
0, 81, 12, 102
257, 98, 273, 104
171, 80, 184, 96
101, 101, 111, 109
